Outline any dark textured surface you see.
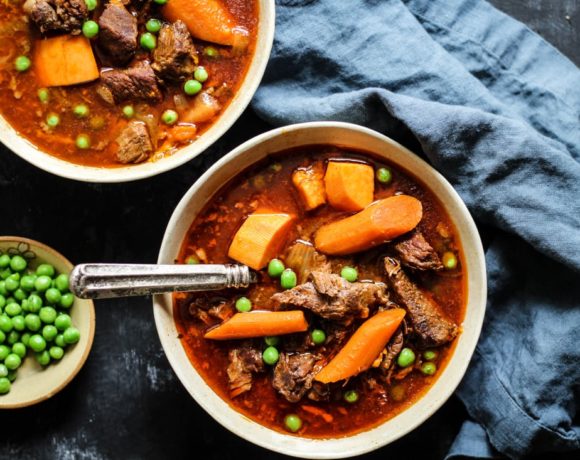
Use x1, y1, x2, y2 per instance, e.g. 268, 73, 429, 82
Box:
0, 1, 578, 459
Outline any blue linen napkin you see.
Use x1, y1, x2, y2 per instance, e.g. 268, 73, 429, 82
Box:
252, 0, 580, 457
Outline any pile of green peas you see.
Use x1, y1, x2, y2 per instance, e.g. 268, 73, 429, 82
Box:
396, 346, 439, 376
0, 253, 80, 395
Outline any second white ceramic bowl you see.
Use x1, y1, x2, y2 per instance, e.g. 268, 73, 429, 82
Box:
154, 122, 487, 458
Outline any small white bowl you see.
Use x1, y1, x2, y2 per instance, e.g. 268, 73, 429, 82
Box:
0, 236, 95, 409
0, 1, 275, 183
154, 122, 487, 458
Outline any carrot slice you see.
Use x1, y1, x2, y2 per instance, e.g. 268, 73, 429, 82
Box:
228, 212, 295, 270
163, 0, 238, 46
314, 195, 423, 255
324, 161, 374, 212
33, 36, 99, 87
315, 309, 406, 383
204, 310, 308, 340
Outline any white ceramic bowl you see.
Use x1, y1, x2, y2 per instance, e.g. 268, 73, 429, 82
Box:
154, 122, 487, 458
0, 1, 275, 183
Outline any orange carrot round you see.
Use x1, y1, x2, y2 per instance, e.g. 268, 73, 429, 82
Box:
314, 309, 406, 383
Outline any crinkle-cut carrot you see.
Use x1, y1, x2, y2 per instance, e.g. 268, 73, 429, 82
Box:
228, 211, 295, 270
314, 195, 423, 255
315, 309, 406, 383
204, 310, 308, 340
292, 163, 327, 211
163, 0, 238, 46
34, 36, 99, 87
324, 161, 374, 212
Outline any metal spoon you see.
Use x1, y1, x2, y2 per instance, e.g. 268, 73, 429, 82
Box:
69, 263, 257, 299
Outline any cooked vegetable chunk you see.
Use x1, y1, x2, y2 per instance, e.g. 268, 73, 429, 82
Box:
204, 311, 309, 340
314, 309, 406, 383
324, 161, 374, 212
314, 195, 423, 255
292, 164, 327, 211
33, 36, 99, 87
228, 212, 295, 270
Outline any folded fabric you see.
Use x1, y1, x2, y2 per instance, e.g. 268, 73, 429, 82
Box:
252, 0, 580, 457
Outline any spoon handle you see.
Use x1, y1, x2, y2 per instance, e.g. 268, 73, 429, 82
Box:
69, 264, 256, 299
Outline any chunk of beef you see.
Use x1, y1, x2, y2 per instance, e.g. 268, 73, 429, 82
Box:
227, 346, 264, 398
384, 257, 458, 347
98, 2, 138, 65
379, 327, 404, 371
97, 64, 162, 105
273, 272, 388, 324
272, 352, 320, 403
152, 20, 197, 81
115, 121, 152, 164
24, 0, 87, 34
394, 231, 443, 271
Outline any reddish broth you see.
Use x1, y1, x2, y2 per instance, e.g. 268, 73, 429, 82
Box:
174, 146, 467, 437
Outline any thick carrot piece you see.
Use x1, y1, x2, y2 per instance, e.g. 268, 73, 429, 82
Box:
34, 36, 99, 87
163, 0, 237, 46
228, 212, 295, 270
315, 309, 406, 383
314, 195, 423, 255
292, 164, 327, 211
204, 310, 309, 340
324, 161, 374, 212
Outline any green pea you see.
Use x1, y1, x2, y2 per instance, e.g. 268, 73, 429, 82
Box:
35, 275, 52, 292
0, 345, 10, 360
310, 329, 326, 345
76, 134, 91, 150
140, 32, 157, 51
185, 255, 199, 264
11, 315, 25, 331
55, 274, 69, 292
397, 347, 416, 368
73, 104, 90, 118
267, 259, 285, 278
390, 384, 406, 402
376, 167, 392, 184
153, 0, 167, 4
203, 46, 219, 58
235, 296, 252, 313
24, 314, 41, 332
5, 276, 19, 292
14, 55, 31, 72
264, 336, 279, 347
60, 293, 74, 309
0, 315, 13, 333
20, 275, 36, 292
262, 346, 279, 365
37, 88, 49, 104
6, 369, 16, 382
12, 342, 26, 359
284, 414, 302, 433
442, 251, 457, 270
28, 294, 42, 313
36, 264, 55, 278
49, 346, 64, 360
0, 364, 7, 378
146, 18, 162, 33
39, 307, 57, 324
183, 79, 202, 96
421, 362, 437, 376
45, 288, 62, 305
0, 269, 11, 280
13, 289, 26, 302
423, 350, 438, 361
161, 109, 178, 125
280, 269, 297, 290
194, 66, 209, 83
122, 105, 135, 118
344, 389, 359, 403
42, 325, 58, 342
4, 302, 21, 317
0, 330, 4, 343
54, 314, 72, 331
36, 350, 50, 366
0, 377, 10, 394
46, 113, 60, 128
0, 255, 9, 268
82, 20, 99, 38
4, 353, 21, 370
84, 0, 97, 11
9, 255, 27, 272
28, 334, 46, 352
63, 327, 80, 344
6, 331, 20, 345
340, 266, 358, 282
21, 332, 30, 347
54, 334, 65, 348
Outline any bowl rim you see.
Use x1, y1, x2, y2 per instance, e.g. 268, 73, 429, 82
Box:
0, 236, 96, 409
0, 0, 275, 183
154, 121, 487, 457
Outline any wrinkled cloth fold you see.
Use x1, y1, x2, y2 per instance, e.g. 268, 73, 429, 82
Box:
252, 0, 580, 457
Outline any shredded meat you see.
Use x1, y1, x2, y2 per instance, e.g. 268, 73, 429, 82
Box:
115, 121, 152, 164
384, 257, 458, 347
227, 346, 264, 398
98, 2, 138, 65
273, 272, 388, 324
24, 0, 88, 35
272, 352, 320, 403
97, 64, 162, 105
152, 20, 197, 81
393, 231, 443, 271
379, 327, 404, 371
